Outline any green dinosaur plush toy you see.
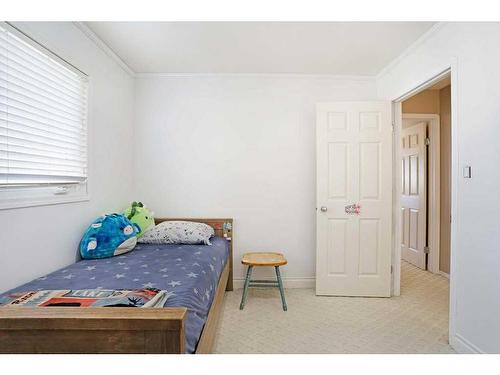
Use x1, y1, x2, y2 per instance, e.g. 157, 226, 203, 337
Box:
124, 201, 155, 238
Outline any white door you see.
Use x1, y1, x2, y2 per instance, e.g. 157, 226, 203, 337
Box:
401, 122, 427, 269
316, 102, 392, 297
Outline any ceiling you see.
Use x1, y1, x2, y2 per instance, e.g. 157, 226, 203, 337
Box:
86, 22, 435, 75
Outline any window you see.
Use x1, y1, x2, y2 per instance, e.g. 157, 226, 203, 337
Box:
0, 22, 89, 209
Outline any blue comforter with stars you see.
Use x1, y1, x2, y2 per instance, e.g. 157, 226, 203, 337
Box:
0, 236, 230, 354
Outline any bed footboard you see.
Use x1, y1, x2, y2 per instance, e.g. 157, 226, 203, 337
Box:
0, 306, 187, 354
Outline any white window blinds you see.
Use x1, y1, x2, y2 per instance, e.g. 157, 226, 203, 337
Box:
0, 23, 88, 187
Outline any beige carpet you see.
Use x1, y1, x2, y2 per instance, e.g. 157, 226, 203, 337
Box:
213, 261, 454, 353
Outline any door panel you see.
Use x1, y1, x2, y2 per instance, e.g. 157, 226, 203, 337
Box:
359, 219, 379, 275
328, 143, 348, 198
316, 102, 392, 297
327, 219, 348, 275
409, 154, 419, 195
401, 122, 427, 269
360, 142, 380, 199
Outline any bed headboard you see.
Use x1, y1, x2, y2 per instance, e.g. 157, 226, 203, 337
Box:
153, 218, 233, 291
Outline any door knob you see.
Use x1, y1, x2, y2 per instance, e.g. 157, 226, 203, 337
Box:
320, 206, 328, 212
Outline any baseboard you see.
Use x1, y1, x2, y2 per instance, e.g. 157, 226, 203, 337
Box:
450, 333, 484, 354
233, 277, 315, 289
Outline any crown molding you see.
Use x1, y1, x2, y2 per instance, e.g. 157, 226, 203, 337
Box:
73, 22, 136, 78
376, 22, 447, 80
135, 72, 377, 81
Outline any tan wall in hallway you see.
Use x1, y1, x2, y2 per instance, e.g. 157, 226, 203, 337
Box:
439, 86, 451, 274
402, 89, 440, 114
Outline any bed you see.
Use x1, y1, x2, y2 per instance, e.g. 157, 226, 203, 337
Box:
0, 218, 233, 354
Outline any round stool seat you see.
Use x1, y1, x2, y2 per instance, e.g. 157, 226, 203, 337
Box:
241, 252, 287, 267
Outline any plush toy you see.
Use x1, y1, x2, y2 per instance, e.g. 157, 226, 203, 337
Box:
124, 201, 155, 238
80, 214, 139, 259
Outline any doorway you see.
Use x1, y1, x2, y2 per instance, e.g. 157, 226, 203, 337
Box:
392, 70, 455, 346
392, 69, 455, 299
399, 75, 451, 277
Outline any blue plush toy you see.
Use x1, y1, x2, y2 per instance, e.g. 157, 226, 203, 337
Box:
80, 214, 139, 259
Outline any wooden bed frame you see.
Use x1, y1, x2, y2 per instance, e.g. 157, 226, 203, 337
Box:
0, 218, 233, 354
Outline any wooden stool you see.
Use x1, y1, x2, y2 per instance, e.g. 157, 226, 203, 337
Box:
239, 252, 288, 311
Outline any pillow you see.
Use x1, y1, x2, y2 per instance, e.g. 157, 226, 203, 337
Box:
80, 214, 139, 259
138, 221, 215, 245
124, 201, 155, 238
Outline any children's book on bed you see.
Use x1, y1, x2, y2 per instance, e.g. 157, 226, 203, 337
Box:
0, 288, 171, 308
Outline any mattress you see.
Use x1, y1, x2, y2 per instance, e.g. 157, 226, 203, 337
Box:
0, 236, 230, 353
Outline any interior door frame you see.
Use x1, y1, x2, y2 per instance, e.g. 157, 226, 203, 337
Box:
402, 113, 441, 274
391, 63, 459, 348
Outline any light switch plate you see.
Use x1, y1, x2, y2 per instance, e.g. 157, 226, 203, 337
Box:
463, 166, 472, 178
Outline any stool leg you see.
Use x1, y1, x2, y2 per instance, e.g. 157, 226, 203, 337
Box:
275, 266, 287, 311
239, 265, 253, 310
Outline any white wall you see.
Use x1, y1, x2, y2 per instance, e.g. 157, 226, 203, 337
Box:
378, 22, 500, 353
133, 75, 377, 284
0, 22, 135, 293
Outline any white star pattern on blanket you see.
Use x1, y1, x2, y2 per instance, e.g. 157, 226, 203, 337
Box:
115, 274, 125, 279
187, 272, 198, 278
169, 281, 181, 287
85, 266, 96, 271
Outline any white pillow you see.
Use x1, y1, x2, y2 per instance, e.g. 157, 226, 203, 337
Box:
138, 221, 215, 245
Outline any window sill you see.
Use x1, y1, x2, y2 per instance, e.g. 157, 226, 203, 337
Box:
0, 194, 90, 211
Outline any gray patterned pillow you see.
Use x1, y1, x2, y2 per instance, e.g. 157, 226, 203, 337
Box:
138, 221, 215, 245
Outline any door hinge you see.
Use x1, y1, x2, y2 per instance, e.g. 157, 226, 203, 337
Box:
424, 246, 430, 254
425, 137, 430, 146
